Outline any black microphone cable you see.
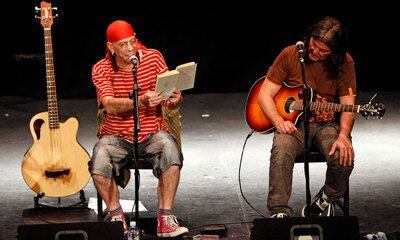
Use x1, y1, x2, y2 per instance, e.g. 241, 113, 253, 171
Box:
238, 130, 267, 218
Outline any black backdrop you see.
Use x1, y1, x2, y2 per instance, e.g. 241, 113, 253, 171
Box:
5, 1, 399, 98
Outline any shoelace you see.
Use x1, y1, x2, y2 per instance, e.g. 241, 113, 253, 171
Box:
111, 215, 128, 230
111, 215, 123, 222
315, 196, 330, 210
271, 213, 287, 218
326, 202, 335, 216
162, 215, 179, 228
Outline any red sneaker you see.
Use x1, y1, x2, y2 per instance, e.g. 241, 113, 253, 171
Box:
157, 213, 189, 238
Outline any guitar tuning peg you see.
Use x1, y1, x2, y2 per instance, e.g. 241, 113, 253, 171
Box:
35, 6, 41, 12
368, 93, 378, 105
35, 15, 41, 19
54, 14, 59, 18
52, 7, 58, 10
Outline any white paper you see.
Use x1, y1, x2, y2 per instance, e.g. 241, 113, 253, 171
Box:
88, 197, 148, 215
159, 87, 176, 100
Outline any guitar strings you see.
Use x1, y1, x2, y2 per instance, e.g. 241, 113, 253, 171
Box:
45, 28, 63, 170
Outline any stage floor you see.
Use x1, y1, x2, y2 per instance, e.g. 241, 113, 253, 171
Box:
1, 92, 399, 239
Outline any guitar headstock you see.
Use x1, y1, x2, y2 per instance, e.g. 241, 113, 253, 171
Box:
35, 1, 58, 29
359, 103, 385, 119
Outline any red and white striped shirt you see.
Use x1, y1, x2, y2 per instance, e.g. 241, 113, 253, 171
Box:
92, 48, 169, 143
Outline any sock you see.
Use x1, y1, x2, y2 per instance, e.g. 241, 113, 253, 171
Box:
109, 206, 128, 232
109, 206, 124, 217
158, 208, 172, 216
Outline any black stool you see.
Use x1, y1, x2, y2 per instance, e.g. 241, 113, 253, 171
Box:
96, 159, 153, 221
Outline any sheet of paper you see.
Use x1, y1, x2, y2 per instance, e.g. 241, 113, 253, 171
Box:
160, 87, 176, 100
88, 197, 148, 215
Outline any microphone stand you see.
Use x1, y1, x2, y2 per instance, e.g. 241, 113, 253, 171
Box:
128, 59, 142, 237
298, 46, 312, 216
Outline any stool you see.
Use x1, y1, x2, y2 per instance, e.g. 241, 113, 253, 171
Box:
96, 159, 153, 221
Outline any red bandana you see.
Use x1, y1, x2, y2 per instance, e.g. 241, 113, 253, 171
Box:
105, 20, 147, 60
106, 20, 135, 43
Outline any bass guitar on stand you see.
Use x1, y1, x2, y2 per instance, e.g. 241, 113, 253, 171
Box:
21, 1, 91, 207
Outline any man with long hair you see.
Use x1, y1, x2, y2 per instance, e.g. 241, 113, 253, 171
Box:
258, 16, 356, 217
89, 20, 188, 237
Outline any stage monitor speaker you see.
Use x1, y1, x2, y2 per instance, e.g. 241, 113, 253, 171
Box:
250, 216, 359, 240
17, 221, 123, 240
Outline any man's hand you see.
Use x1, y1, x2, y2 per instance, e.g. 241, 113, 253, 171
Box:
140, 91, 163, 107
329, 134, 355, 166
275, 120, 297, 134
166, 90, 182, 109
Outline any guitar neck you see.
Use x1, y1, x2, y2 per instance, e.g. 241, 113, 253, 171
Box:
291, 101, 361, 113
43, 28, 60, 129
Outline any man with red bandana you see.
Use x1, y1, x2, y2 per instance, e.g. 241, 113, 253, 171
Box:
89, 20, 188, 237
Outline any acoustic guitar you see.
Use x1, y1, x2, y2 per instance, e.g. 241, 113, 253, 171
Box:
245, 76, 385, 133
21, 2, 91, 197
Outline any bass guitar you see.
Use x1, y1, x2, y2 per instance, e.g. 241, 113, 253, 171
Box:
21, 2, 91, 197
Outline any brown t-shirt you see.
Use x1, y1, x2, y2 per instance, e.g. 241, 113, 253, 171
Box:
266, 45, 356, 103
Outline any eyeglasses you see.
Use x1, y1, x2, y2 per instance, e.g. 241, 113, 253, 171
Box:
116, 37, 138, 50
310, 37, 331, 55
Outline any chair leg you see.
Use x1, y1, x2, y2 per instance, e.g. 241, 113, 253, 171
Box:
343, 182, 350, 216
333, 182, 350, 216
97, 192, 103, 221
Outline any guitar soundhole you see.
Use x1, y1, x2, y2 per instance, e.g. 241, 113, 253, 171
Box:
285, 97, 296, 113
33, 119, 45, 140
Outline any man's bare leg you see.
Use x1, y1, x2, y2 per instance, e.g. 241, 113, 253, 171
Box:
157, 165, 180, 209
156, 165, 188, 237
93, 174, 120, 211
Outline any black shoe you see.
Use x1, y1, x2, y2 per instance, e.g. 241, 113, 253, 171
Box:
301, 188, 335, 217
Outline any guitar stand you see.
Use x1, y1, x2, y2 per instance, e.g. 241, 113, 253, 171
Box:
34, 190, 88, 209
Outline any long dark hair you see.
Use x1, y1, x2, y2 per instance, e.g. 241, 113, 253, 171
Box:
304, 16, 348, 79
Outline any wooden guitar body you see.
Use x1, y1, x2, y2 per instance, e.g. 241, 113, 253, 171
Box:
245, 77, 311, 133
22, 112, 90, 197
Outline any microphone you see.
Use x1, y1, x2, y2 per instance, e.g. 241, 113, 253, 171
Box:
129, 54, 139, 65
296, 41, 304, 53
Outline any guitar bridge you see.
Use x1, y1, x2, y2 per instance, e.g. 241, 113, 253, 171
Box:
45, 169, 70, 178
